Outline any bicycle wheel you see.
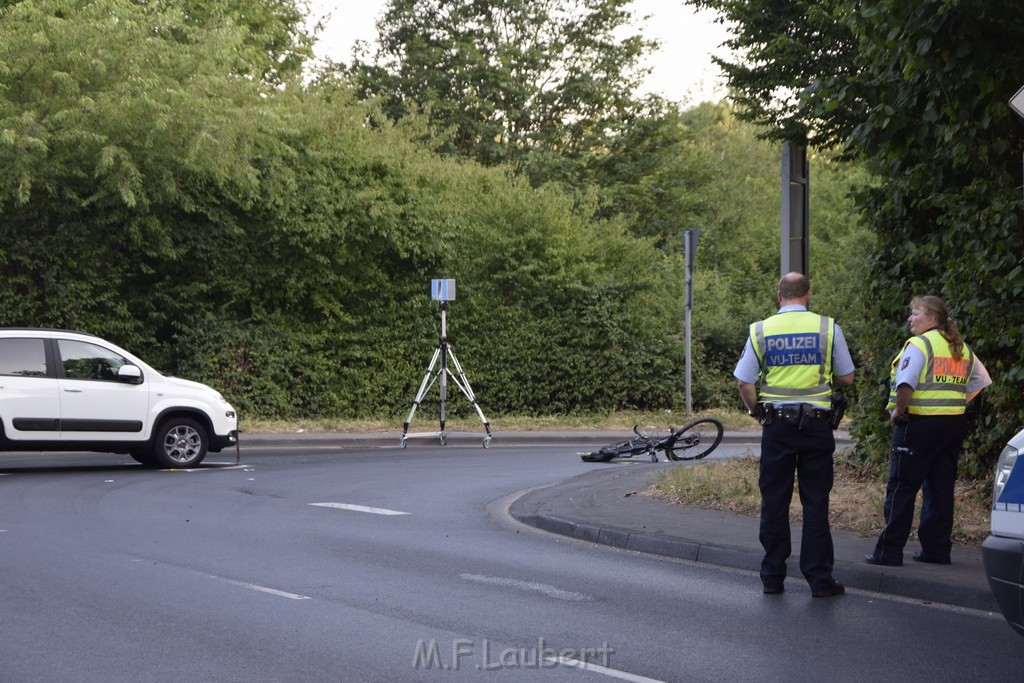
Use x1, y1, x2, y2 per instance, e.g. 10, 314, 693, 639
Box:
664, 418, 724, 461
580, 439, 646, 462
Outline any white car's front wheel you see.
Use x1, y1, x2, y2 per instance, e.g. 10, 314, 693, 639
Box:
154, 418, 208, 468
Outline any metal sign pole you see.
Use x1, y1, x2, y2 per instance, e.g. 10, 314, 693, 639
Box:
684, 229, 701, 416
685, 298, 692, 416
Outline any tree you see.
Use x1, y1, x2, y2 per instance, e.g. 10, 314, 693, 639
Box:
687, 0, 1024, 468
830, 0, 1024, 470
344, 0, 656, 183
0, 0, 279, 333
584, 104, 717, 249
0, 0, 694, 419
685, 0, 858, 147
340, 1, 731, 252
176, 0, 315, 83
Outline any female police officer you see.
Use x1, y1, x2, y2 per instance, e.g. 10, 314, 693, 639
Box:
865, 295, 991, 566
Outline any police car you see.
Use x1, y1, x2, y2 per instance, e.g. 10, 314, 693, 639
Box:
982, 427, 1024, 637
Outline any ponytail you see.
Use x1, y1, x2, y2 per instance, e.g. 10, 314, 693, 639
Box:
942, 319, 965, 361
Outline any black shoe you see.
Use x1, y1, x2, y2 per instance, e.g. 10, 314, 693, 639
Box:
763, 582, 785, 595
912, 551, 951, 565
811, 580, 845, 598
864, 553, 903, 567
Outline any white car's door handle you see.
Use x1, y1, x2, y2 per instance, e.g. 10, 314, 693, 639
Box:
64, 388, 83, 393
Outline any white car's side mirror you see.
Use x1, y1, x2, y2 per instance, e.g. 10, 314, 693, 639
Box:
118, 364, 143, 384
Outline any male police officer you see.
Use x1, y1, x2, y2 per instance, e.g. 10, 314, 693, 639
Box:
735, 273, 855, 597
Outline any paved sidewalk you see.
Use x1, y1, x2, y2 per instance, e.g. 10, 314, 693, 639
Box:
509, 463, 996, 611
243, 428, 996, 612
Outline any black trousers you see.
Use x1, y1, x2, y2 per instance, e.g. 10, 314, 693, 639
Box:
871, 414, 968, 563
758, 418, 836, 590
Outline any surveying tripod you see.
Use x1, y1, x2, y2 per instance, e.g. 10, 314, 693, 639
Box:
401, 301, 492, 448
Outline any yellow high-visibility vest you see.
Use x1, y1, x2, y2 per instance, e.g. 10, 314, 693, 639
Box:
750, 311, 836, 409
886, 330, 974, 415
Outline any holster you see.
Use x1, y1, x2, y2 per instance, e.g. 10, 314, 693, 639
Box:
755, 403, 774, 426
829, 393, 848, 430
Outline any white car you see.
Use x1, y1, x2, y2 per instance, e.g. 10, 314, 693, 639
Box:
0, 328, 238, 468
982, 427, 1024, 637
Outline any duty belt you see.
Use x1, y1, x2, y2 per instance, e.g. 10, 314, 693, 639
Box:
756, 403, 832, 429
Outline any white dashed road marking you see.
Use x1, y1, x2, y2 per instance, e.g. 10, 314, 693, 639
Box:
167, 464, 249, 473
459, 573, 592, 602
549, 656, 667, 683
309, 502, 410, 516
221, 578, 311, 601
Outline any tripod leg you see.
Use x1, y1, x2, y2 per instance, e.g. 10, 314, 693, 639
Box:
445, 347, 492, 448
402, 347, 442, 448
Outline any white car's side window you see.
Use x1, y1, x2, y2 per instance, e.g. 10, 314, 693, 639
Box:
0, 338, 48, 377
57, 340, 127, 382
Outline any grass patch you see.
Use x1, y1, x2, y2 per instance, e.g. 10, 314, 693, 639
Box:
651, 452, 992, 547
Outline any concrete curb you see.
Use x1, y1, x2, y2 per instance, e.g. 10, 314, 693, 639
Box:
508, 508, 998, 611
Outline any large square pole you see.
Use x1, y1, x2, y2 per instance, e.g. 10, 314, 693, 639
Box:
781, 141, 810, 276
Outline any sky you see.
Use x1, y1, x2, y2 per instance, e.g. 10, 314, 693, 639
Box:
304, 0, 732, 105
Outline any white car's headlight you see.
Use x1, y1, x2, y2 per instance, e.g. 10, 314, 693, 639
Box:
993, 443, 1020, 504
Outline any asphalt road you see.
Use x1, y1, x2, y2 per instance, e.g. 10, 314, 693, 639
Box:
1, 444, 1020, 682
